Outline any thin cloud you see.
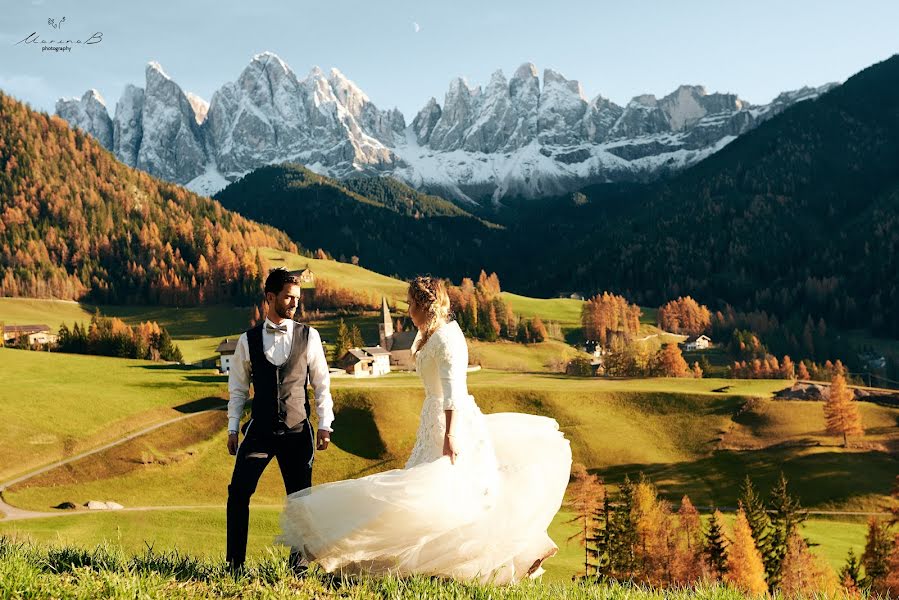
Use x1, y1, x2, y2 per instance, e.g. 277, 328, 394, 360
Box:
412, 21, 420, 33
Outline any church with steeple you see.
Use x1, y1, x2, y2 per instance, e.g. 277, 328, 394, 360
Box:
379, 297, 417, 370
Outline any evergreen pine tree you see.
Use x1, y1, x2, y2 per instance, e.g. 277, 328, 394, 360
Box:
332, 319, 351, 363
704, 510, 728, 579
591, 493, 612, 578
738, 476, 775, 582
350, 324, 364, 348
608, 476, 638, 579
699, 354, 712, 377
840, 548, 862, 590
767, 473, 808, 588
861, 517, 891, 594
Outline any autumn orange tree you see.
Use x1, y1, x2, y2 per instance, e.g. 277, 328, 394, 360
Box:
581, 292, 641, 346
449, 272, 514, 342
725, 508, 769, 595
672, 496, 707, 583
565, 464, 605, 578
780, 531, 839, 595
885, 532, 899, 597
824, 373, 864, 446
654, 343, 690, 377
632, 479, 675, 584
658, 296, 711, 335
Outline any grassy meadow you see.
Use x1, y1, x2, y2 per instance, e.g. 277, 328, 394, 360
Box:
1, 345, 894, 586
0, 348, 227, 483
258, 247, 410, 308
6, 535, 844, 600
0, 508, 872, 586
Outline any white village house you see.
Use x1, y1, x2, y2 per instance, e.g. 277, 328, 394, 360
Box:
216, 338, 239, 374
2, 324, 57, 346
289, 266, 315, 285
681, 334, 712, 351
338, 346, 391, 377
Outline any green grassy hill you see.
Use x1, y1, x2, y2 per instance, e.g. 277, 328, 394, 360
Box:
259, 247, 409, 308
0, 348, 228, 483
2, 349, 894, 582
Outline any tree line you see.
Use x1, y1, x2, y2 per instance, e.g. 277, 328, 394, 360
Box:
55, 311, 182, 362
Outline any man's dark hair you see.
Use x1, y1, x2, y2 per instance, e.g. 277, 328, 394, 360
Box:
264, 267, 301, 296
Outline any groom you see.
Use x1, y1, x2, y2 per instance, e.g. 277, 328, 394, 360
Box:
225, 267, 334, 573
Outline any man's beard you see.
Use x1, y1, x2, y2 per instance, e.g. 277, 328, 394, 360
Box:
276, 305, 295, 320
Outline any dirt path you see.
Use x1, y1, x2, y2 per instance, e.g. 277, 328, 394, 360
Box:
0, 409, 222, 522
0, 502, 284, 522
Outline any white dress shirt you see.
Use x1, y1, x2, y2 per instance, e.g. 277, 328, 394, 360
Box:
227, 318, 334, 433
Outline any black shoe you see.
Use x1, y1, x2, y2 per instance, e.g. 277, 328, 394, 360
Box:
228, 559, 245, 576
289, 551, 309, 578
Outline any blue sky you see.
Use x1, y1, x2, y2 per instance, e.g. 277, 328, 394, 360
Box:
1, 0, 897, 120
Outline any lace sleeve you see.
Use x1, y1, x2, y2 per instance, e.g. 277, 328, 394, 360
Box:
436, 328, 469, 410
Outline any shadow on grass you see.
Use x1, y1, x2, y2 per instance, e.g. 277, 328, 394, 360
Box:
174, 397, 227, 413
596, 448, 899, 509
130, 364, 204, 371
333, 406, 387, 460
184, 375, 229, 384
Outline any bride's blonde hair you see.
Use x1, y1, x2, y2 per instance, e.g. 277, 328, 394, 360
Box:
408, 276, 450, 351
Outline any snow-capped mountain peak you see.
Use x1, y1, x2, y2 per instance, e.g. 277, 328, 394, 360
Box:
55, 54, 838, 204
186, 92, 209, 125
252, 51, 291, 73
85, 88, 107, 106
146, 61, 171, 81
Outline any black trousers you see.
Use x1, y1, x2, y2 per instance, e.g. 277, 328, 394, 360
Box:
226, 419, 315, 566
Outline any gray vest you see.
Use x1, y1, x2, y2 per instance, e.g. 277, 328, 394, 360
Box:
247, 322, 310, 432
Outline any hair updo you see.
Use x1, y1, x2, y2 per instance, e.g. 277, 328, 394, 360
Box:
407, 276, 451, 351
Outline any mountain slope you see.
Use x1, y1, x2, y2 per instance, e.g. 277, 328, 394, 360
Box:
503, 54, 899, 336
0, 92, 297, 305
214, 164, 500, 279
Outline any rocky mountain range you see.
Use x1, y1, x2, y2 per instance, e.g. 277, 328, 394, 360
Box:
55, 52, 835, 203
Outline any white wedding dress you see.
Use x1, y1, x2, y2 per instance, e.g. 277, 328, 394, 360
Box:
277, 320, 572, 583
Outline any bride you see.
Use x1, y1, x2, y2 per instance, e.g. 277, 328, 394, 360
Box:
278, 276, 571, 583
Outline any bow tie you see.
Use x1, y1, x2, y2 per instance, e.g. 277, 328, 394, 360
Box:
265, 323, 289, 335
